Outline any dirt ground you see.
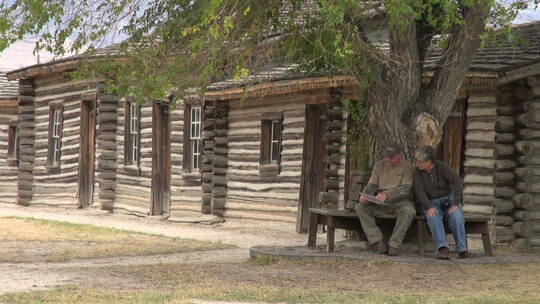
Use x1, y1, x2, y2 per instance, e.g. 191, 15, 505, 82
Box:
1, 204, 539, 302
0, 204, 309, 295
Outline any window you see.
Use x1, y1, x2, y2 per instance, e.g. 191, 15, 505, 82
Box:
7, 124, 18, 164
184, 104, 201, 173
124, 100, 141, 166
47, 103, 64, 171
260, 112, 283, 166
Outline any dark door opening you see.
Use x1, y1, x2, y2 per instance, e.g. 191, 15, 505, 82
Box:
298, 104, 328, 232
151, 101, 171, 216
78, 93, 97, 208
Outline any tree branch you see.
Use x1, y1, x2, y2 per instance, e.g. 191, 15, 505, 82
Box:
421, 0, 490, 121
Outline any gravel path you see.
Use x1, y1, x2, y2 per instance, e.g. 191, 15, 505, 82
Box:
0, 204, 309, 295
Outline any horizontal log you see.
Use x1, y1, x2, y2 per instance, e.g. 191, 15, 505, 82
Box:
495, 160, 516, 171
496, 133, 516, 144
512, 193, 540, 210
495, 117, 515, 132
516, 111, 540, 128
494, 144, 515, 158
462, 204, 494, 215
514, 211, 530, 221
516, 182, 540, 193
201, 182, 212, 192
494, 172, 515, 184
513, 222, 533, 238
494, 226, 513, 243
466, 131, 495, 142
202, 131, 215, 140
201, 204, 211, 214
520, 129, 540, 140
519, 155, 540, 166
325, 179, 339, 191
213, 147, 228, 155
515, 167, 540, 181
213, 167, 227, 175
494, 199, 515, 214
463, 158, 494, 169
515, 85, 534, 101
213, 175, 227, 186
212, 187, 227, 198
467, 106, 496, 117
495, 186, 517, 199
515, 141, 540, 155
211, 197, 226, 212
497, 105, 516, 116
494, 215, 514, 226
214, 137, 227, 146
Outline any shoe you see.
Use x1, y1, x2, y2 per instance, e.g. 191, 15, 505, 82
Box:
458, 251, 469, 259
386, 246, 399, 256
436, 246, 450, 260
375, 240, 388, 254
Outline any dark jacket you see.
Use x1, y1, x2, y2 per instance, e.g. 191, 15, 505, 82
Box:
414, 161, 463, 210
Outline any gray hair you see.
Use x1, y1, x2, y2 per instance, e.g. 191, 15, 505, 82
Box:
414, 145, 436, 163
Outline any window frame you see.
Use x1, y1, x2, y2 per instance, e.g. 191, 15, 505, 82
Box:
260, 112, 283, 168
47, 101, 64, 173
124, 98, 141, 168
183, 103, 202, 174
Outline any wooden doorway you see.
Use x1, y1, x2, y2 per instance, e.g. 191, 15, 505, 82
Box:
437, 99, 466, 175
151, 101, 171, 216
78, 93, 97, 208
298, 104, 328, 233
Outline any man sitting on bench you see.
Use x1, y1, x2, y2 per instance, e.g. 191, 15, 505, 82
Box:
413, 145, 468, 260
356, 142, 416, 256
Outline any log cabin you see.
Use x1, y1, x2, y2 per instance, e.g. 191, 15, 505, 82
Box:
3, 21, 540, 251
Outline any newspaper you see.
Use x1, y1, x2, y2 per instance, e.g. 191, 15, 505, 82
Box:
361, 193, 389, 205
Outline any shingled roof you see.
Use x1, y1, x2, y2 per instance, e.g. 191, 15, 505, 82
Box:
0, 73, 18, 100
426, 21, 540, 73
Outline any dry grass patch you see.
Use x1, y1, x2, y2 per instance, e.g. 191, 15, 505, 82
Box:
0, 217, 233, 263
2, 258, 540, 303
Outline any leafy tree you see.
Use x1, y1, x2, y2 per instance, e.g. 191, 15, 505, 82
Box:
0, 0, 532, 160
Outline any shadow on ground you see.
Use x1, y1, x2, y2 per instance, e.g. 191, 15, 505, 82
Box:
250, 243, 540, 265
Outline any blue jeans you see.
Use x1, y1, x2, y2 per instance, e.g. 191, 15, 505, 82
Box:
424, 194, 467, 253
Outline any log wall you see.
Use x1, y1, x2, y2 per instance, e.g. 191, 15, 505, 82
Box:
30, 75, 101, 207
17, 79, 35, 206
113, 100, 153, 216
462, 89, 497, 240
168, 101, 205, 219
223, 99, 306, 223
511, 75, 540, 251
95, 90, 118, 210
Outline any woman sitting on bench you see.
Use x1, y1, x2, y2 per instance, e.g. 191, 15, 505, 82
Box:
413, 145, 468, 260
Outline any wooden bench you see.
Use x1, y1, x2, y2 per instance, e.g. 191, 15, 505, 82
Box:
306, 208, 494, 256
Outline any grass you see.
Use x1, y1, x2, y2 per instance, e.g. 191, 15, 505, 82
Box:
1, 285, 539, 304
3, 257, 539, 304
0, 216, 234, 262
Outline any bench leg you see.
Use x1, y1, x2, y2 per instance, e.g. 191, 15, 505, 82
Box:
327, 226, 335, 252
327, 217, 335, 252
481, 223, 494, 257
307, 213, 319, 248
416, 219, 425, 256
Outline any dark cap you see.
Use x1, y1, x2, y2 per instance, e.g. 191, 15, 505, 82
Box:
384, 142, 402, 157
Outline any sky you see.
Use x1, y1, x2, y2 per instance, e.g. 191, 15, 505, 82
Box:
1, 4, 539, 72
